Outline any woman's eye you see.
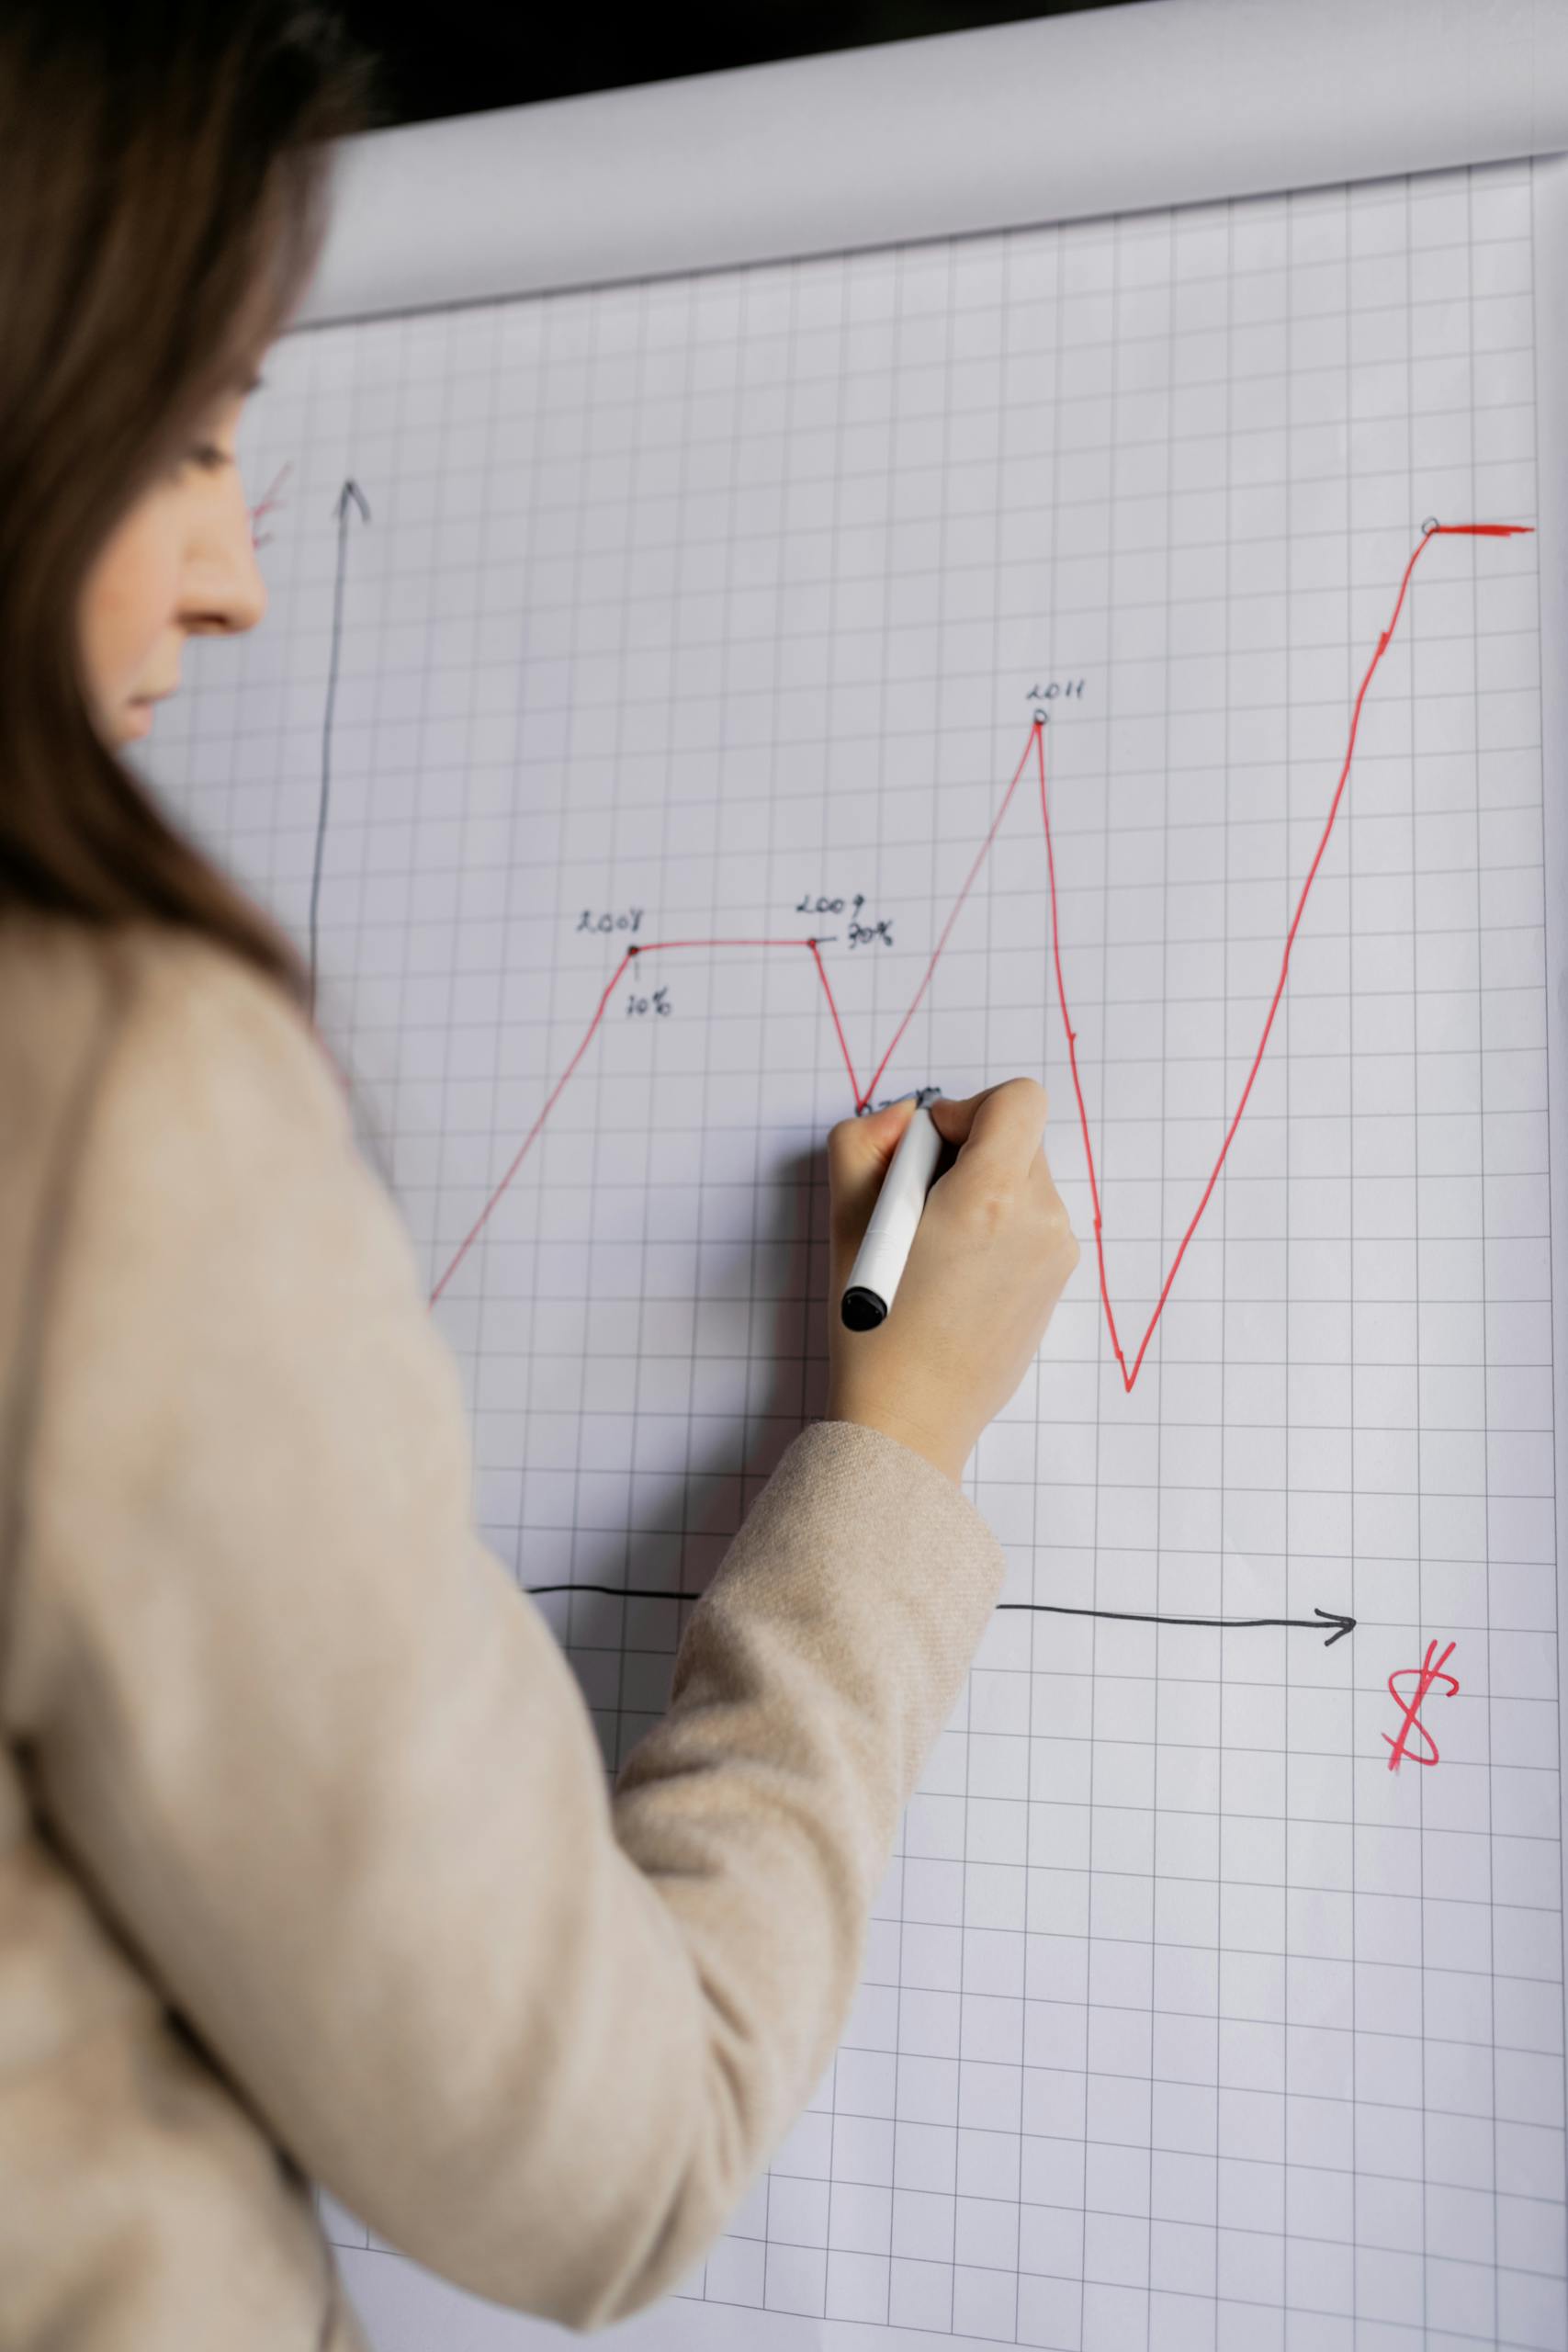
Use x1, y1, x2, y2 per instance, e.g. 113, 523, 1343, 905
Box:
187, 443, 230, 472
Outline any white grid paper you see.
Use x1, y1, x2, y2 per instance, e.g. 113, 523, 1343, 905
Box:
147, 160, 1563, 2351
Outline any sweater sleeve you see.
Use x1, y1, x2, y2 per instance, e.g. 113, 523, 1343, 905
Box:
6, 934, 1005, 2329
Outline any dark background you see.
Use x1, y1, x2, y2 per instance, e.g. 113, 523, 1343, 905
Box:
335, 0, 1142, 127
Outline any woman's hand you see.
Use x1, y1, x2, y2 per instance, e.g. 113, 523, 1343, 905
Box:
826, 1080, 1079, 1484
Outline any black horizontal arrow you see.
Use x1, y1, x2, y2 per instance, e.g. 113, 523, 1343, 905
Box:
997, 1601, 1356, 1646
527, 1587, 1356, 1646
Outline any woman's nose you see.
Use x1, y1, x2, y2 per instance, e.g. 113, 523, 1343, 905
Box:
223, 532, 268, 633
185, 474, 269, 637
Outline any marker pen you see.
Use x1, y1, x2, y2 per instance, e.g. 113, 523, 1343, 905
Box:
840, 1092, 944, 1330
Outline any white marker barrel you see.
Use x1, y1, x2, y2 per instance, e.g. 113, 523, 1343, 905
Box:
840, 1100, 943, 1330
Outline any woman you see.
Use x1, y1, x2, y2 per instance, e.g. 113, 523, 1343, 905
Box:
0, 6, 1078, 2345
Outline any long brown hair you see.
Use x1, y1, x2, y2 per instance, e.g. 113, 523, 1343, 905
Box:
0, 3, 378, 1002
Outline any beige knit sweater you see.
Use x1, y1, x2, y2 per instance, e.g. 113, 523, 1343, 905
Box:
0, 914, 1006, 2349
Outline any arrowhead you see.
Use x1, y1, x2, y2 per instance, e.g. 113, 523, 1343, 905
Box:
1314, 1608, 1356, 1646
335, 479, 370, 524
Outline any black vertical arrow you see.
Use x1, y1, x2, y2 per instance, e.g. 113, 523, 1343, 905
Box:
310, 479, 371, 1009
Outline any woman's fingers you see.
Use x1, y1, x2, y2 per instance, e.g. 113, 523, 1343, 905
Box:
829, 1079, 1058, 1300
825, 1072, 1079, 1483
930, 1077, 1049, 1182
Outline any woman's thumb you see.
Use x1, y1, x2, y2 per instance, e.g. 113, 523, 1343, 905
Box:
927, 1085, 999, 1150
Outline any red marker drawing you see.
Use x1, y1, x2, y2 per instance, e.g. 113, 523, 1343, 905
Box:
421, 524, 1530, 1331
1383, 1638, 1459, 1770
249, 459, 292, 549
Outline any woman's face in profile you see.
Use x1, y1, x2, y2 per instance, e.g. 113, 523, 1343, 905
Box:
77, 384, 267, 752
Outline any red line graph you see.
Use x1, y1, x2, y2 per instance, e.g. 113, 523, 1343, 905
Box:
430, 521, 1531, 1363
248, 460, 292, 551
